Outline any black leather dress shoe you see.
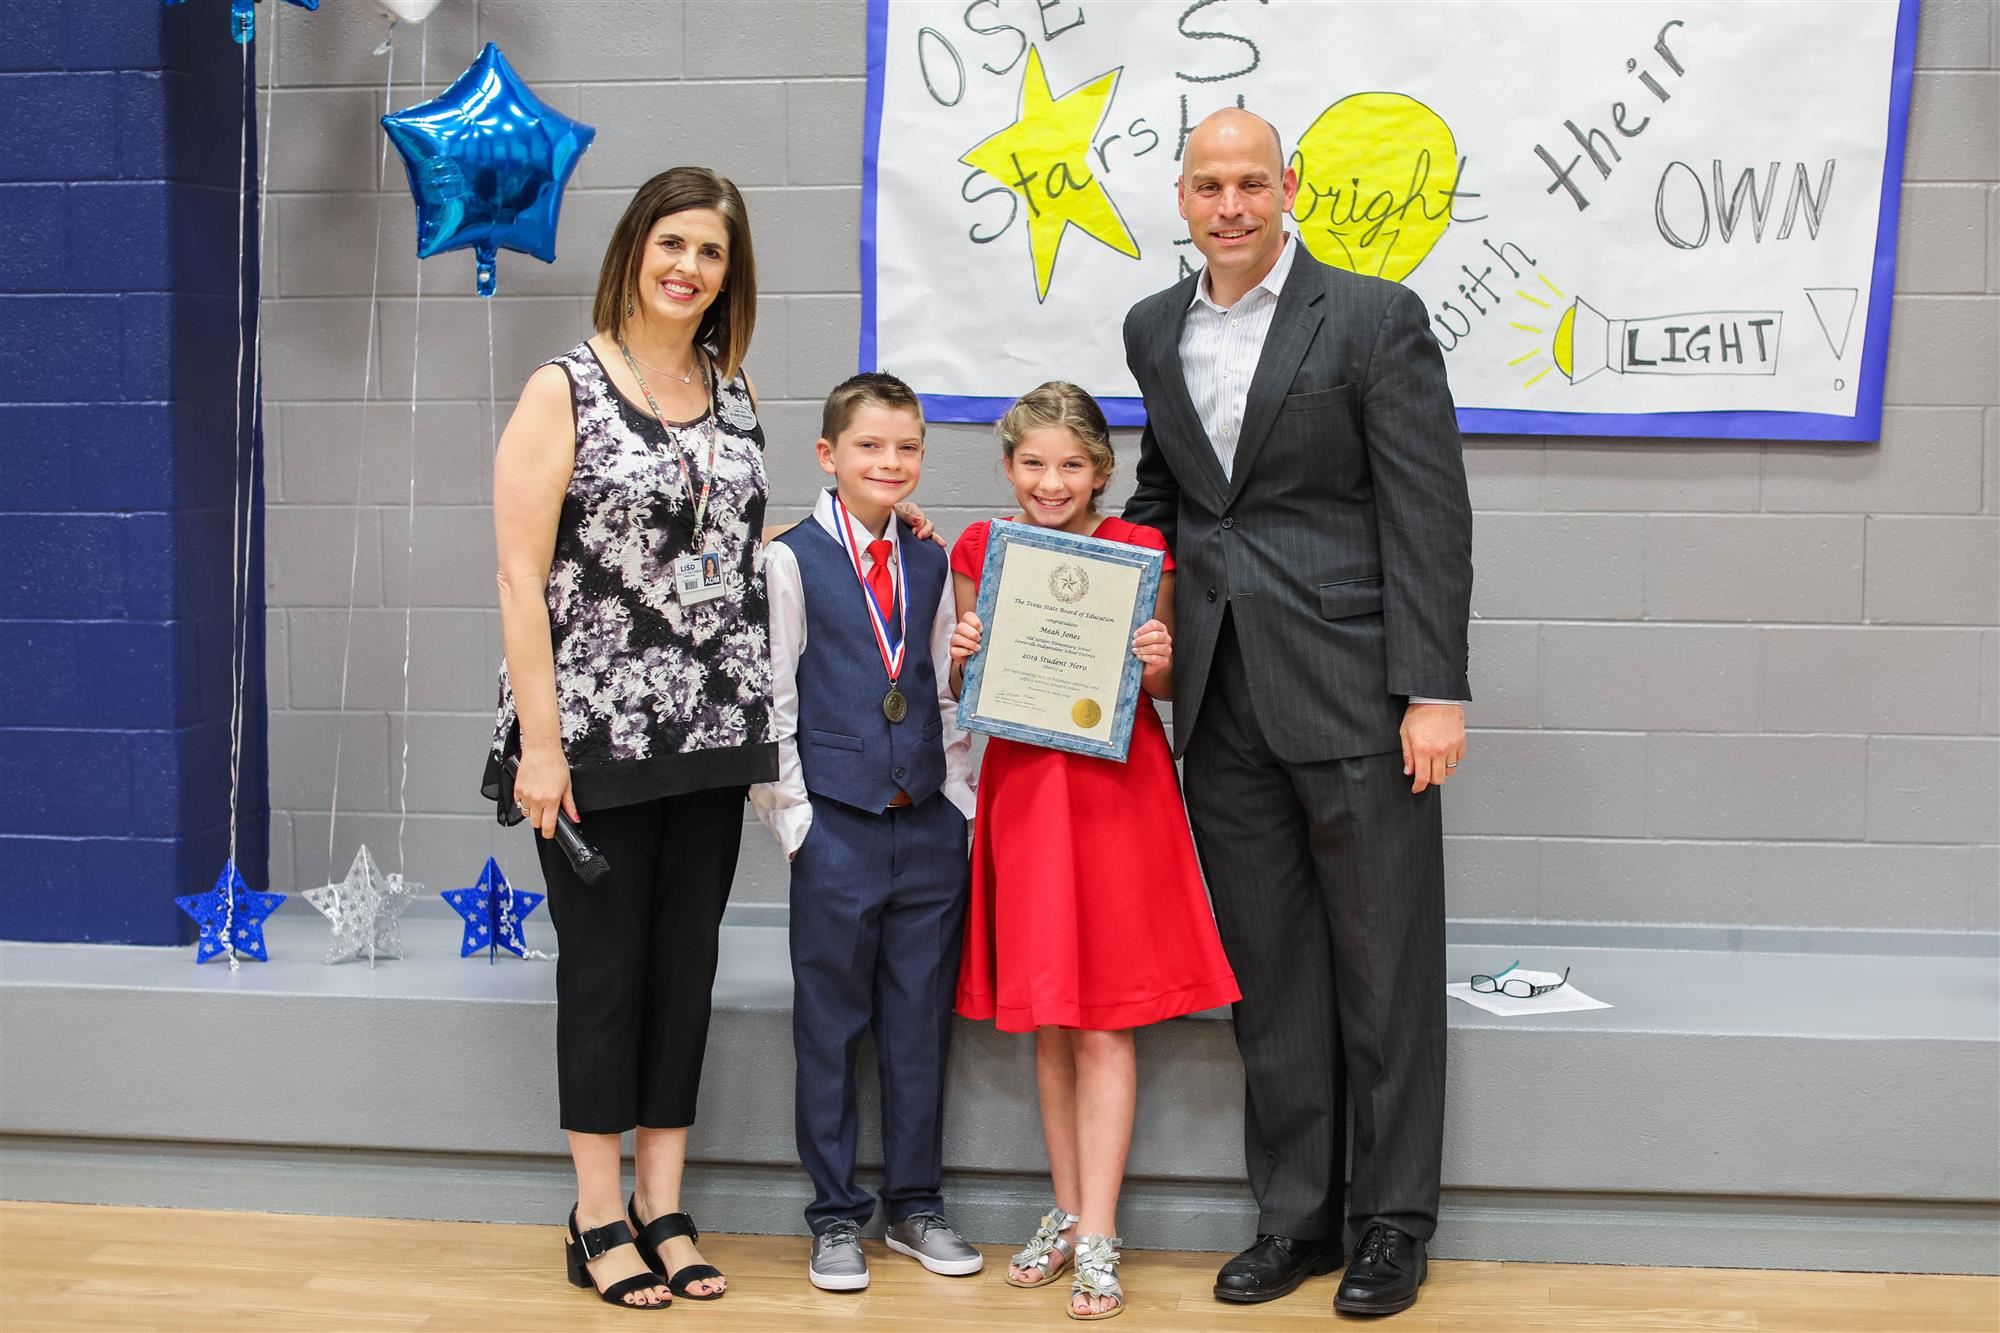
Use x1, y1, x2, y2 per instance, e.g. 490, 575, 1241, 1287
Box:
1212, 1233, 1341, 1304
1333, 1222, 1426, 1316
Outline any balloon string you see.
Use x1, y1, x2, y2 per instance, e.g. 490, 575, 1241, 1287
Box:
327, 27, 397, 881
224, 36, 246, 875
481, 303, 547, 964
395, 25, 428, 875
239, 0, 279, 906
219, 37, 256, 971
485, 295, 496, 506
485, 295, 499, 884
502, 879, 554, 963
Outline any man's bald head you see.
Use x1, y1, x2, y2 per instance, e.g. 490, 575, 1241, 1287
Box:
1176, 107, 1299, 307
1182, 107, 1286, 180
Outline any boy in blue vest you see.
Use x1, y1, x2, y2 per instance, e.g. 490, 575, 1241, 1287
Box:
751, 372, 980, 1291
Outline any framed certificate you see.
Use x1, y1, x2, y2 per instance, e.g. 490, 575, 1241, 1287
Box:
956, 521, 1164, 762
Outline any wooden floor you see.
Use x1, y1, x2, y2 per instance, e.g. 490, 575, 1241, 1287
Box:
0, 1203, 1993, 1332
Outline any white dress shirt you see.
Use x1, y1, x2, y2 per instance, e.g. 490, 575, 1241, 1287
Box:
750, 488, 975, 857
1181, 235, 1465, 709
1179, 231, 1301, 480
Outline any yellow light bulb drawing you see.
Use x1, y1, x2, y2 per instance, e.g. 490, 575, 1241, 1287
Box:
1552, 301, 1579, 380
1291, 92, 1458, 282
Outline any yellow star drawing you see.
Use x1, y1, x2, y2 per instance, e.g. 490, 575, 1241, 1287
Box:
959, 45, 1139, 303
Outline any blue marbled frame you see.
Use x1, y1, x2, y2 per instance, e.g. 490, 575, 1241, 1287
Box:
956, 521, 1164, 763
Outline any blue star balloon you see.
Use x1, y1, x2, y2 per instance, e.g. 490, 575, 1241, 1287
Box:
380, 44, 595, 298
442, 858, 546, 962
175, 862, 287, 963
162, 0, 319, 46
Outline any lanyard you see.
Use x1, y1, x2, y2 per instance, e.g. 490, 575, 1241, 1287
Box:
618, 339, 718, 542
832, 492, 908, 684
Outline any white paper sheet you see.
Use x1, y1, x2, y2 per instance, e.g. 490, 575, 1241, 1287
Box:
1446, 967, 1612, 1017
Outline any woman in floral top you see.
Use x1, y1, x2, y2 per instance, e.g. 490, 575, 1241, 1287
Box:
488, 167, 772, 1312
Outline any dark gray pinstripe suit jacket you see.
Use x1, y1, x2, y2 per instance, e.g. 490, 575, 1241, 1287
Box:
1122, 252, 1474, 763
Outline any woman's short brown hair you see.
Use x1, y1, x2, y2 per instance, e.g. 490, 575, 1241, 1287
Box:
592, 167, 757, 380
997, 381, 1116, 506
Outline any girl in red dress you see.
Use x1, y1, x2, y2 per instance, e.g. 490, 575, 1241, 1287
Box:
948, 382, 1240, 1321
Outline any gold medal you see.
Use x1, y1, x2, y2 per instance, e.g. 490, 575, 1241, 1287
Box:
1071, 698, 1102, 729
832, 493, 911, 729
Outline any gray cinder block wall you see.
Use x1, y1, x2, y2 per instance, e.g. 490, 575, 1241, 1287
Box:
259, 0, 1999, 932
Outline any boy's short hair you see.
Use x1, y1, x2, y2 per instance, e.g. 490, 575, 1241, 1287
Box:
821, 371, 924, 444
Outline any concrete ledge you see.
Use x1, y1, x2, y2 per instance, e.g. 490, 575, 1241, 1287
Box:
3, 917, 1995, 1272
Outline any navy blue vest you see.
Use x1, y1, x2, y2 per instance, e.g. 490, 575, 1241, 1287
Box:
777, 514, 948, 812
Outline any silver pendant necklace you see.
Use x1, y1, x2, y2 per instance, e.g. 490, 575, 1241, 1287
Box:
623, 343, 697, 385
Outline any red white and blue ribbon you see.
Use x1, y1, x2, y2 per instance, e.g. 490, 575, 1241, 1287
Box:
832, 491, 908, 682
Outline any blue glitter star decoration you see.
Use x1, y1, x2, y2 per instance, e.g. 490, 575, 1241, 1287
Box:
380, 43, 596, 297
442, 858, 547, 962
162, 0, 319, 46
175, 862, 287, 964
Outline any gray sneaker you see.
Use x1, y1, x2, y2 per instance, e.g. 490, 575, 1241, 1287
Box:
884, 1212, 985, 1276
809, 1219, 870, 1291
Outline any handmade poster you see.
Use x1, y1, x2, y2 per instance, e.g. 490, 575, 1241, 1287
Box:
862, 0, 1916, 440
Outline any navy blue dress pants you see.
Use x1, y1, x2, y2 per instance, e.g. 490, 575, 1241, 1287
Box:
788, 791, 969, 1234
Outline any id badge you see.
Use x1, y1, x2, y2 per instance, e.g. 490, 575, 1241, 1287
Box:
674, 548, 726, 605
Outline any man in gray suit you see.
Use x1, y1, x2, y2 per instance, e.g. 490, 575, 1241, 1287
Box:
1121, 108, 1473, 1318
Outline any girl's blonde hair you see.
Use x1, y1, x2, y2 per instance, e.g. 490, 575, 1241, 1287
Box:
997, 381, 1115, 506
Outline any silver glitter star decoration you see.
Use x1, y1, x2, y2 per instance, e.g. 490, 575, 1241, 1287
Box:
304, 845, 417, 966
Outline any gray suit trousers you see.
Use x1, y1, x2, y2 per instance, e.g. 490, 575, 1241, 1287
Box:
1184, 613, 1447, 1243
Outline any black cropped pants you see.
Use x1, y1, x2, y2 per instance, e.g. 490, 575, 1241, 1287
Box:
533, 785, 747, 1134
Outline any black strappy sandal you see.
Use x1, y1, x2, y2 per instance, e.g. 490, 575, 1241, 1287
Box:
565, 1206, 673, 1310
628, 1195, 727, 1301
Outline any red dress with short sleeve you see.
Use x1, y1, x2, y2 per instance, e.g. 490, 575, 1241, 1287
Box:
951, 516, 1240, 1032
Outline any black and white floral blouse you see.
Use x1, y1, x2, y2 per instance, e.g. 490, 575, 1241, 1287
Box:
483, 341, 777, 821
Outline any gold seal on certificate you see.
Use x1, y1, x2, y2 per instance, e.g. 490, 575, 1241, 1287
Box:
956, 523, 1165, 762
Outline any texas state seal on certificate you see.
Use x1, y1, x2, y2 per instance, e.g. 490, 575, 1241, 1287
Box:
957, 522, 1164, 762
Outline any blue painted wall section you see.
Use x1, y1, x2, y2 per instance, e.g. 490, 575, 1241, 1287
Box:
0, 0, 267, 943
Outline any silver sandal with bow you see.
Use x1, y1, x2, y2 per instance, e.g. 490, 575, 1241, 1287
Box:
1006, 1207, 1078, 1288
1068, 1233, 1123, 1321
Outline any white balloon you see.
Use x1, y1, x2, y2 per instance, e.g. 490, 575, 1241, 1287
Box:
378, 0, 444, 23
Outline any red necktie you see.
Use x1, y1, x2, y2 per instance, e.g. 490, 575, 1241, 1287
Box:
866, 540, 897, 629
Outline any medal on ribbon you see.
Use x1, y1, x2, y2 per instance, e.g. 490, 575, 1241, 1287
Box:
833, 493, 910, 724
